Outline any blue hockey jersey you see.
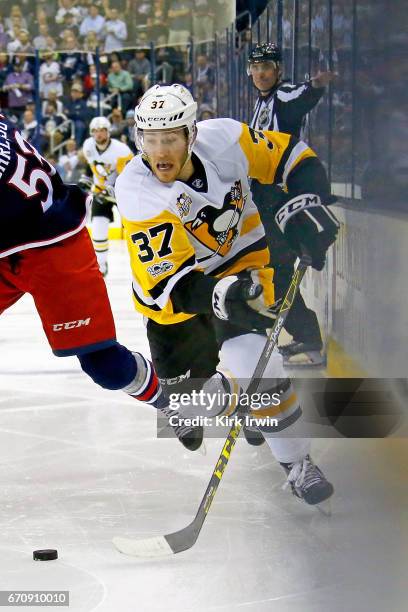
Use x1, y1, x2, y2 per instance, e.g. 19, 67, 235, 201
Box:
0, 114, 90, 258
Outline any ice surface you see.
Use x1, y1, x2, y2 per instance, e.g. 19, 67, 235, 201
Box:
0, 243, 406, 611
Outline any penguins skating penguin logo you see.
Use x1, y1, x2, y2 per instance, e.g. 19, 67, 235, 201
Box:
185, 181, 246, 257
94, 161, 113, 179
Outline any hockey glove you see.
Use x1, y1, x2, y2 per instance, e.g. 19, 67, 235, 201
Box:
275, 193, 340, 270
78, 174, 93, 192
93, 185, 116, 203
212, 270, 281, 331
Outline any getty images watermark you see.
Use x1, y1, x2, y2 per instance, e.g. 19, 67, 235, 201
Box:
167, 389, 281, 428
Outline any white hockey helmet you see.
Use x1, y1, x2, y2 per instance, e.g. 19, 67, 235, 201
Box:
134, 84, 197, 151
89, 116, 111, 135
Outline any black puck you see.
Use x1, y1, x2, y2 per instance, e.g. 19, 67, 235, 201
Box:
33, 549, 58, 561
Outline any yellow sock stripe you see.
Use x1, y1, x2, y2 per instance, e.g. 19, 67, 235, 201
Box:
217, 368, 241, 417
249, 392, 298, 418
93, 242, 109, 252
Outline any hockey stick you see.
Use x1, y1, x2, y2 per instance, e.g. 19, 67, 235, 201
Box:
113, 254, 311, 557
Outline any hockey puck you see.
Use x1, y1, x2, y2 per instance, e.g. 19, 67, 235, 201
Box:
33, 549, 58, 561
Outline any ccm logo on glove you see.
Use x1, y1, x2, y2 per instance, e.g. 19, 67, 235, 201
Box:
275, 193, 321, 231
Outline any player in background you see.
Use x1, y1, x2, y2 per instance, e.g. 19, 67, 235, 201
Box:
0, 113, 203, 452
248, 42, 336, 366
81, 116, 133, 276
115, 85, 338, 506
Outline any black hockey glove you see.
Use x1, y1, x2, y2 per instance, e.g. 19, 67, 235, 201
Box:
275, 193, 340, 270
78, 174, 93, 192
212, 273, 281, 331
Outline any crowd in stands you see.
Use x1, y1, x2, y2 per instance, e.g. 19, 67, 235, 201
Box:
2, 0, 394, 204
0, 1, 219, 180
0, 1, 221, 53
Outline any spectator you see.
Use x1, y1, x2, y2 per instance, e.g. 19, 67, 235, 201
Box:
6, 16, 24, 40
198, 103, 215, 120
57, 13, 80, 41
39, 52, 63, 99
33, 0, 55, 22
0, 20, 8, 52
41, 88, 64, 115
6, 26, 23, 54
128, 0, 152, 33
145, 0, 168, 42
84, 70, 112, 113
55, 0, 82, 26
16, 53, 33, 75
79, 4, 106, 41
11, 28, 34, 55
64, 82, 89, 144
31, 6, 48, 36
33, 23, 51, 50
133, 30, 149, 47
0, 52, 11, 101
196, 53, 215, 87
104, 8, 127, 53
60, 34, 87, 84
83, 30, 99, 52
58, 137, 81, 181
5, 6, 28, 33
122, 108, 137, 152
3, 57, 34, 118
44, 35, 57, 52
128, 48, 151, 96
192, 0, 215, 42
41, 99, 70, 150
20, 108, 44, 147
167, 0, 192, 47
108, 106, 125, 138
83, 65, 108, 95
155, 48, 174, 84
107, 59, 133, 110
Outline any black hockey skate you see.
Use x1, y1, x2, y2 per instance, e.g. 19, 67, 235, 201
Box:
281, 455, 334, 505
279, 341, 324, 367
158, 406, 204, 452
243, 424, 265, 446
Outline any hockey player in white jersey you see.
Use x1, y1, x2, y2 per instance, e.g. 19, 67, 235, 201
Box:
115, 84, 339, 506
82, 116, 133, 276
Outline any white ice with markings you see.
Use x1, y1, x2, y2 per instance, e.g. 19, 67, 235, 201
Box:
0, 242, 407, 611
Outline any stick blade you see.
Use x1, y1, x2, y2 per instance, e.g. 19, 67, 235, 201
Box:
113, 535, 174, 557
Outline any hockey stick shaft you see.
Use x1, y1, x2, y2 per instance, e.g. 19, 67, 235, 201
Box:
166, 254, 311, 552
113, 254, 311, 556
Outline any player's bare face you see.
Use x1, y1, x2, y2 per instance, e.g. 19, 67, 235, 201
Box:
92, 128, 110, 148
142, 128, 191, 183
250, 62, 279, 93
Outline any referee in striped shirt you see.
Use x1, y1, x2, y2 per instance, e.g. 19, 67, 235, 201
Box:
248, 42, 335, 366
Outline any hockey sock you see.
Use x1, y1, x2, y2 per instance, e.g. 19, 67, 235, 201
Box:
79, 343, 138, 390
121, 353, 165, 409
91, 216, 110, 268
262, 436, 311, 464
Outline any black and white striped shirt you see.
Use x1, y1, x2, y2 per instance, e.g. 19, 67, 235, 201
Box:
250, 80, 325, 138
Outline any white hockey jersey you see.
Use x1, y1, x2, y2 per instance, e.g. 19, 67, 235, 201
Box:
115, 118, 316, 325
82, 137, 133, 193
